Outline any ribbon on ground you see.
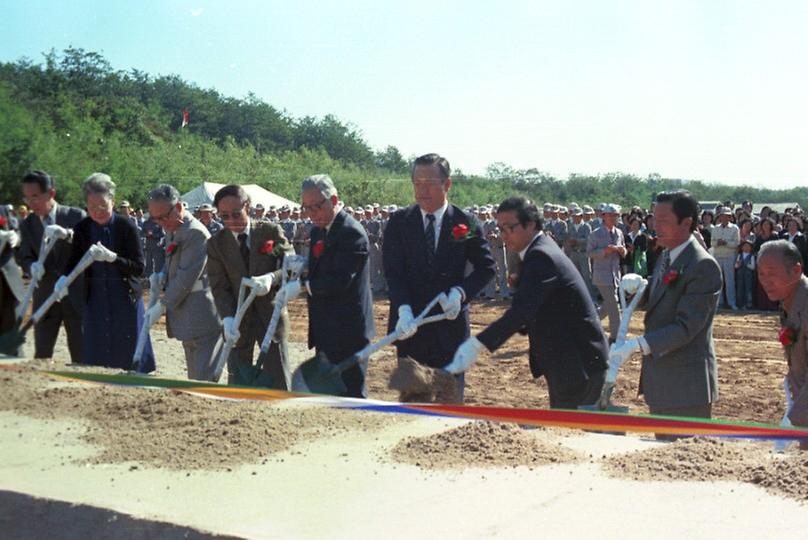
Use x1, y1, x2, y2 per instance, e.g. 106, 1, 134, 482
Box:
37, 369, 808, 441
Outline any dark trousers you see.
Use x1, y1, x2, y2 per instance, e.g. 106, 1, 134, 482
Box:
318, 347, 367, 399
227, 317, 289, 390
0, 277, 22, 356
649, 403, 712, 441
547, 370, 605, 409
33, 296, 83, 362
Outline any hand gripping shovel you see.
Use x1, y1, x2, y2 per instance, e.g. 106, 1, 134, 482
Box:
131, 270, 165, 372
580, 273, 647, 413
14, 227, 61, 321
237, 255, 308, 388
0, 245, 99, 355
298, 293, 450, 395
213, 276, 261, 383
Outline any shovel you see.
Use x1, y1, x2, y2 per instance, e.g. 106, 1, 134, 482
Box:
14, 227, 62, 321
773, 377, 795, 453
298, 293, 449, 395
131, 269, 166, 372
236, 255, 308, 388
0, 245, 98, 355
580, 273, 647, 413
213, 276, 261, 383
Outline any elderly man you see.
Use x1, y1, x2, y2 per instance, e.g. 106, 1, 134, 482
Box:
446, 197, 607, 408
298, 174, 374, 397
566, 206, 596, 301
18, 170, 85, 362
611, 191, 721, 425
711, 207, 740, 310
758, 240, 808, 449
587, 203, 626, 343
207, 184, 293, 387
383, 153, 495, 399
146, 184, 222, 381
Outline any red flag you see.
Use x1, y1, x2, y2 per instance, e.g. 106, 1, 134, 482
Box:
181, 108, 189, 128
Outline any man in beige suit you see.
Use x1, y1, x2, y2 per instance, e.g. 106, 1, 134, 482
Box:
146, 184, 222, 381
611, 190, 721, 426
206, 184, 294, 387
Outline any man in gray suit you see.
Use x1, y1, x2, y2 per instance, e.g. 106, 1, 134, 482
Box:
146, 184, 222, 381
587, 203, 626, 343
19, 170, 85, 361
611, 190, 721, 422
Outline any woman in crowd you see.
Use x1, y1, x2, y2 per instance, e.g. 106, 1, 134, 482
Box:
63, 173, 155, 371
643, 213, 660, 275
781, 216, 808, 275
624, 216, 648, 277
738, 218, 756, 245
753, 217, 780, 310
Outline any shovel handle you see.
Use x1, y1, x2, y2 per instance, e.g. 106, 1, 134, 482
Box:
31, 248, 95, 323
213, 286, 259, 381
16, 235, 57, 321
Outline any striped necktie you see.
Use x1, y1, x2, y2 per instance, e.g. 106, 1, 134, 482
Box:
424, 213, 436, 267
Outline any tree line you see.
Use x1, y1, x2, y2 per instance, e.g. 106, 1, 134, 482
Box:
0, 48, 804, 210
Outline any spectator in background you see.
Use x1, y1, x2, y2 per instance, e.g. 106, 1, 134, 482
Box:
711, 207, 740, 310
644, 213, 661, 276
735, 239, 756, 310
625, 216, 648, 277
739, 218, 756, 245
755, 217, 780, 311
781, 216, 808, 275
587, 203, 625, 343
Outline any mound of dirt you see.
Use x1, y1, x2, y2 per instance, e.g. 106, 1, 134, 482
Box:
388, 357, 460, 403
0, 366, 402, 471
604, 437, 808, 502
389, 420, 582, 469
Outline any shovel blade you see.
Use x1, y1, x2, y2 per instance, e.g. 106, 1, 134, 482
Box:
299, 352, 348, 396
232, 364, 276, 388
0, 325, 26, 356
578, 403, 630, 414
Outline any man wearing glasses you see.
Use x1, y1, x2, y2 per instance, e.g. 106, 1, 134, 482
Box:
146, 184, 222, 381
383, 153, 495, 401
445, 197, 608, 409
295, 174, 374, 397
18, 170, 85, 362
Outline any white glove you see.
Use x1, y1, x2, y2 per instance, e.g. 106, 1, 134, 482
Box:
44, 224, 70, 241
89, 242, 117, 263
444, 336, 485, 374
248, 273, 274, 296
620, 273, 646, 297
607, 338, 641, 383
53, 275, 69, 301
145, 302, 165, 326
31, 261, 45, 282
222, 316, 241, 343
148, 271, 165, 292
440, 287, 464, 320
0, 230, 20, 249
279, 279, 302, 303
395, 305, 418, 340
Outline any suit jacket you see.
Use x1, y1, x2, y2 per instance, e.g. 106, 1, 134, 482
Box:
19, 204, 86, 308
306, 210, 374, 357
640, 236, 722, 409
163, 214, 221, 341
478, 234, 608, 385
65, 214, 145, 304
206, 220, 295, 343
383, 203, 495, 368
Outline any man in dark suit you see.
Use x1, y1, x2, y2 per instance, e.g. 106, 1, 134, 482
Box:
445, 197, 608, 408
207, 184, 295, 387
18, 170, 85, 361
1, 220, 24, 355
297, 174, 374, 398
611, 190, 721, 421
383, 153, 495, 399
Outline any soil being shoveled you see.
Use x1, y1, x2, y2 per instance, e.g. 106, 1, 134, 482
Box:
390, 420, 582, 469
0, 365, 404, 471
388, 357, 460, 403
604, 437, 808, 503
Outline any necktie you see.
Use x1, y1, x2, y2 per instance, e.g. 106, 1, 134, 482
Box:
238, 233, 250, 269
655, 250, 671, 293
424, 213, 436, 267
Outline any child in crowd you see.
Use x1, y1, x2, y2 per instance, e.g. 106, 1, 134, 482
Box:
735, 239, 756, 310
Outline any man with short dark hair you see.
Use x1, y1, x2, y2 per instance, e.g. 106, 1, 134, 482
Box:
18, 170, 85, 362
758, 240, 808, 449
383, 153, 495, 399
446, 197, 607, 408
611, 190, 722, 423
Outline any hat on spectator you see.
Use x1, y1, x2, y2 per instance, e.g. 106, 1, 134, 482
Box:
602, 203, 621, 214
364, 204, 374, 212
572, 207, 583, 216
255, 203, 265, 210
582, 205, 595, 215
345, 206, 354, 214
120, 200, 130, 208
719, 207, 733, 216
199, 203, 213, 212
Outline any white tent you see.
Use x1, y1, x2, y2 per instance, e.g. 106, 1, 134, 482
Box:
181, 182, 297, 210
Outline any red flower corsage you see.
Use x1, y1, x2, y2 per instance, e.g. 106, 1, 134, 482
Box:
452, 223, 473, 242
166, 242, 178, 255
312, 239, 325, 258
662, 268, 680, 286
779, 326, 797, 347
0, 215, 6, 227
259, 239, 276, 255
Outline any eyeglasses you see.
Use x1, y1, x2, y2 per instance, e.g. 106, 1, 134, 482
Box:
218, 209, 246, 221
151, 206, 176, 222
301, 198, 329, 213
498, 222, 523, 233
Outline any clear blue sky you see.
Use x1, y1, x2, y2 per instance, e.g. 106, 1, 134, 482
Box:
2, 0, 807, 188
